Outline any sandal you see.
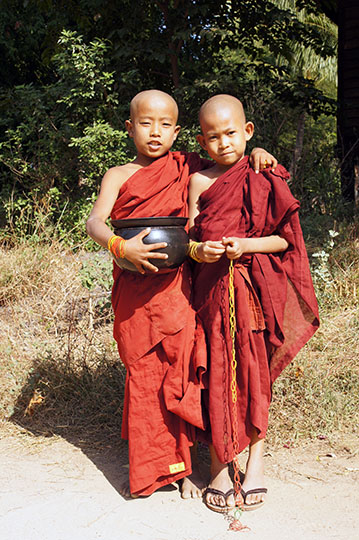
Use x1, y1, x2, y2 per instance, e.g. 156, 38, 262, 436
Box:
203, 487, 235, 513
240, 487, 267, 511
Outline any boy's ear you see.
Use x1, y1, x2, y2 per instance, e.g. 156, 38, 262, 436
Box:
173, 125, 181, 140
125, 119, 133, 137
244, 122, 254, 141
196, 134, 206, 150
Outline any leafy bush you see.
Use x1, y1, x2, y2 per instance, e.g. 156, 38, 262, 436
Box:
0, 30, 131, 246
0, 14, 341, 247
69, 122, 129, 190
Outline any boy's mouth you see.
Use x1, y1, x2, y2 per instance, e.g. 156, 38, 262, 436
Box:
148, 141, 162, 149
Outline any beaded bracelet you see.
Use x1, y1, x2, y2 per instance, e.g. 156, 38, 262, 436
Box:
187, 240, 203, 263
108, 234, 126, 259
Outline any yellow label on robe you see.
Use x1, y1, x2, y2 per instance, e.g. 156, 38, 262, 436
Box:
169, 461, 185, 474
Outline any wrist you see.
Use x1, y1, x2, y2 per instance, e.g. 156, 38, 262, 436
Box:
108, 235, 127, 259
187, 240, 203, 263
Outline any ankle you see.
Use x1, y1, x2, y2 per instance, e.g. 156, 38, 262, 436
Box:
210, 461, 229, 479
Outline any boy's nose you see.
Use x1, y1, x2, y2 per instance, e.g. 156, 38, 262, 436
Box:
150, 123, 161, 136
219, 137, 229, 148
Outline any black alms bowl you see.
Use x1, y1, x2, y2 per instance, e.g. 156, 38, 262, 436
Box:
110, 216, 189, 273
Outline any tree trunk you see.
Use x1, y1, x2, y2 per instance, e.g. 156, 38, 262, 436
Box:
156, 0, 185, 89
289, 110, 306, 179
337, 0, 359, 202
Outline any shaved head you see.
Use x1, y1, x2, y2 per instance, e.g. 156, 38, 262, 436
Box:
196, 93, 254, 168
125, 89, 181, 162
199, 94, 246, 127
130, 90, 179, 122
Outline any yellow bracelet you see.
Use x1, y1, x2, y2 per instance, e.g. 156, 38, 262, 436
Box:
119, 238, 126, 259
107, 235, 118, 251
187, 240, 203, 263
108, 235, 126, 259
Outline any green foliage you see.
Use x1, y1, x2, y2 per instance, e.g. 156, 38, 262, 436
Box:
69, 122, 130, 189
79, 252, 113, 316
0, 29, 130, 246
80, 253, 113, 293
54, 30, 119, 121
0, 0, 50, 87
0, 1, 341, 247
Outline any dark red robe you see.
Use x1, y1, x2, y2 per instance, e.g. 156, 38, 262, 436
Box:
110, 151, 208, 496
193, 157, 319, 463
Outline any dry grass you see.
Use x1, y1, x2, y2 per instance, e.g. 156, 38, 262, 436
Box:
269, 226, 359, 446
0, 226, 358, 451
269, 306, 359, 445
0, 243, 125, 451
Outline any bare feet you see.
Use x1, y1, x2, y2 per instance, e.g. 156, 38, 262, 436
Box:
204, 444, 235, 511
240, 429, 266, 508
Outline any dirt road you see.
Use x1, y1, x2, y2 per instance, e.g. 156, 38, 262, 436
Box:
1, 428, 358, 540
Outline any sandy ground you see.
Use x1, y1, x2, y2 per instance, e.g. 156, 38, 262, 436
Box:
1, 428, 359, 540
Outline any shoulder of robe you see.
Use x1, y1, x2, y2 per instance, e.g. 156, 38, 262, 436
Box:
254, 164, 294, 199
171, 150, 191, 168
172, 151, 212, 174
259, 165, 300, 215
249, 165, 299, 215
260, 163, 291, 183
171, 150, 191, 161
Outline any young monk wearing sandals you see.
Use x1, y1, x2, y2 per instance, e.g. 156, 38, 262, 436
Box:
188, 94, 319, 512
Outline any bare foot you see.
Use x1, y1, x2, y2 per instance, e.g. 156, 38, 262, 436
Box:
181, 442, 206, 499
119, 478, 137, 499
181, 466, 206, 499
241, 430, 266, 508
204, 444, 235, 510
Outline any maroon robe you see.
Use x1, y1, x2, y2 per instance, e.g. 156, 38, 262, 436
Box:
193, 157, 319, 463
110, 151, 208, 496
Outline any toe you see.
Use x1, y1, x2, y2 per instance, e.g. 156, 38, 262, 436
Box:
226, 492, 235, 508
181, 476, 205, 499
193, 486, 203, 498
119, 483, 132, 498
245, 491, 266, 506
207, 492, 224, 508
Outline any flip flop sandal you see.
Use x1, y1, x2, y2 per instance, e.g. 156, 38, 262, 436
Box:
203, 487, 235, 513
240, 487, 268, 511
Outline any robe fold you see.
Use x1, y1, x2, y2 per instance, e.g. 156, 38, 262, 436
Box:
110, 151, 208, 496
193, 157, 319, 464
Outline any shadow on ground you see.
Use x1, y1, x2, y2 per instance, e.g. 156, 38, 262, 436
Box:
9, 355, 137, 495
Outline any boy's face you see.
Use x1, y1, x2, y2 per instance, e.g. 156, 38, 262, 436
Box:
197, 102, 253, 168
126, 93, 180, 162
